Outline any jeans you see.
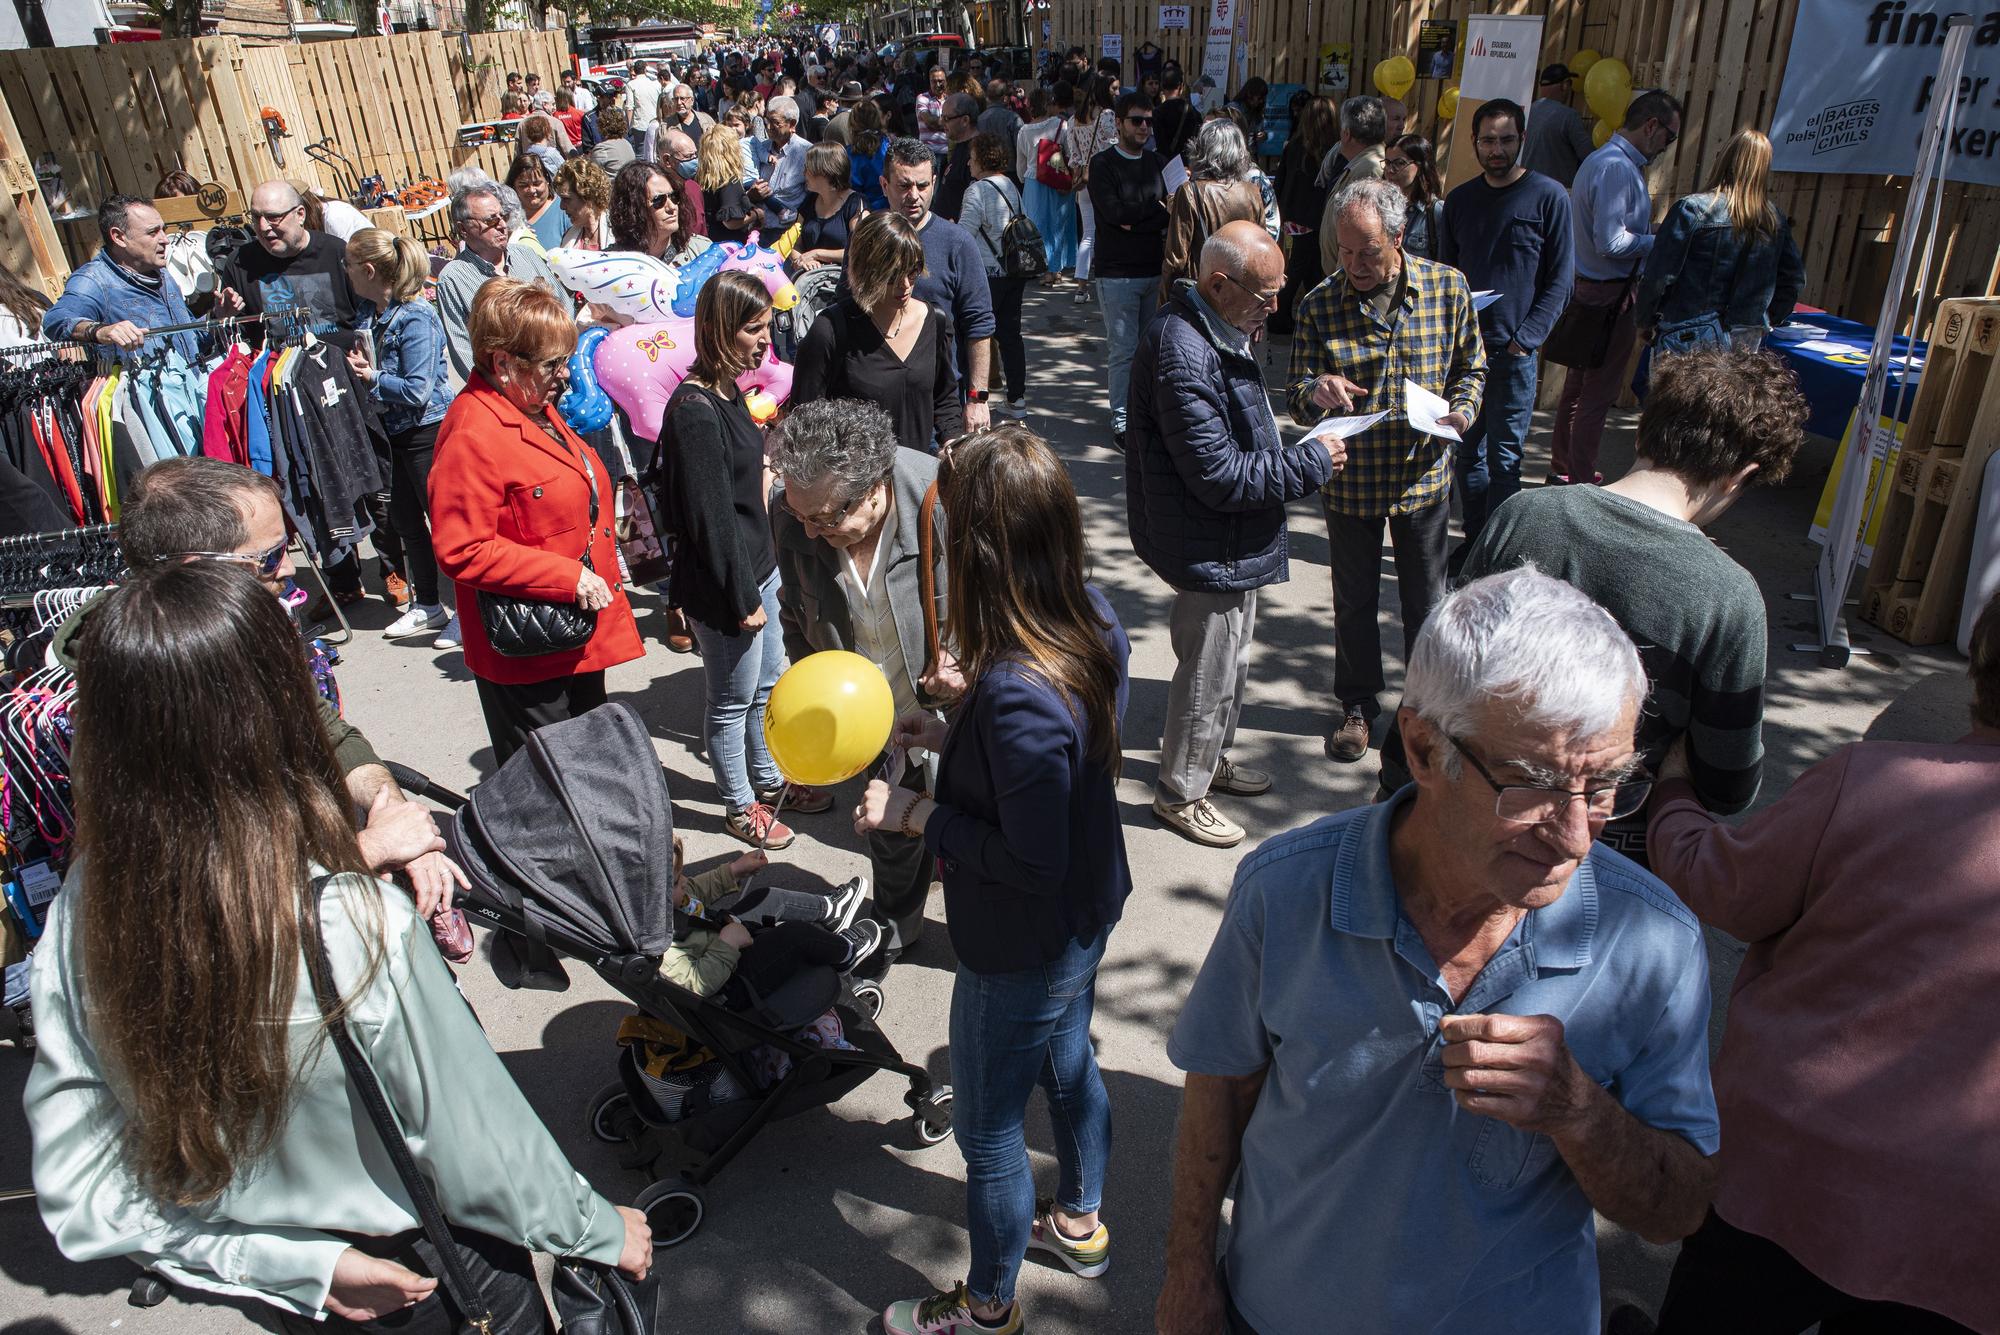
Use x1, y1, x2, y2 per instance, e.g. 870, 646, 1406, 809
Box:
1157, 587, 1256, 805
1656, 1210, 1977, 1334
990, 274, 1028, 402
1323, 499, 1450, 709
690, 569, 785, 812
388, 421, 441, 605
1097, 276, 1160, 434
950, 930, 1113, 1307
1550, 277, 1640, 482
1454, 347, 1537, 546
1074, 191, 1097, 281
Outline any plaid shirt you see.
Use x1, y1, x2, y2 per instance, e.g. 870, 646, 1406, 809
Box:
1287, 255, 1486, 517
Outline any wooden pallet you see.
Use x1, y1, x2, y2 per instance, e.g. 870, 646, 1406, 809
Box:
1859, 297, 2000, 644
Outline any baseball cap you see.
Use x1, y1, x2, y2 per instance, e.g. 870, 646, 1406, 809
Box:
1539, 63, 1573, 85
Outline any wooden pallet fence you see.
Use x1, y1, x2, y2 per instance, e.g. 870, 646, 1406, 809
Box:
0, 80, 65, 298
456, 29, 572, 123
1859, 297, 2000, 644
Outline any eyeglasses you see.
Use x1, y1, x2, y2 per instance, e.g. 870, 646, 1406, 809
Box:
782, 481, 879, 528
250, 205, 303, 224
511, 353, 570, 375
1385, 157, 1412, 170
649, 192, 675, 209
174, 539, 289, 578
1445, 733, 1653, 824
1223, 271, 1283, 306
1125, 115, 1153, 126
1659, 124, 1680, 146
1474, 135, 1521, 148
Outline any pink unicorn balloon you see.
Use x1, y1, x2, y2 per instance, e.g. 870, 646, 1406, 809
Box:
549, 237, 801, 440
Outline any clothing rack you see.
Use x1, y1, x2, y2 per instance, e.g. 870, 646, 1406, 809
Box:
0, 525, 122, 604
0, 306, 314, 362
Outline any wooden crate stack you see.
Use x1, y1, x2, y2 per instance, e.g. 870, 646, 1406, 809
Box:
1859, 297, 2000, 645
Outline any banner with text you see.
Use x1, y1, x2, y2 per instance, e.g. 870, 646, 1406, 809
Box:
1458, 12, 1543, 106
1772, 0, 2000, 184
1203, 0, 1236, 92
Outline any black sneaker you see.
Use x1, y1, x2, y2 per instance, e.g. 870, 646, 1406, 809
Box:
835, 918, 885, 972
822, 877, 869, 932
1111, 431, 1126, 454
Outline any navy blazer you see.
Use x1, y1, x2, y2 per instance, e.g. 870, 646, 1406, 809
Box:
925, 587, 1132, 975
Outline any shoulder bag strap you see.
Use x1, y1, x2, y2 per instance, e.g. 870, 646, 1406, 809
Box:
303, 874, 495, 1335
916, 479, 941, 676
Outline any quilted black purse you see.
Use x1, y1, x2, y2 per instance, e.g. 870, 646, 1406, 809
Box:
477, 446, 601, 658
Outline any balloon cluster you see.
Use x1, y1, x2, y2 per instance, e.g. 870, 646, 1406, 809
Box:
1373, 55, 1415, 101
1572, 49, 1633, 147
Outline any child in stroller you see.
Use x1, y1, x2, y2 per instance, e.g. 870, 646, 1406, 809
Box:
664, 840, 884, 1010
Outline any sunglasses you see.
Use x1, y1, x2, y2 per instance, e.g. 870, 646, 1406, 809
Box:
175, 539, 288, 578
650, 192, 676, 209
1125, 115, 1153, 126
464, 214, 509, 231
511, 352, 570, 375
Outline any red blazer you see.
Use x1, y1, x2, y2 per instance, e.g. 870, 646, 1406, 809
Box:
428, 373, 644, 685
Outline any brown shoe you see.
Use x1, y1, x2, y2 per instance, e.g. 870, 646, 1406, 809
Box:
1326, 706, 1371, 763
665, 605, 696, 654
725, 802, 795, 850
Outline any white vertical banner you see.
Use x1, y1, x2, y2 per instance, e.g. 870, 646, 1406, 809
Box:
1202, 0, 1236, 93
1234, 0, 1251, 88
1458, 12, 1542, 107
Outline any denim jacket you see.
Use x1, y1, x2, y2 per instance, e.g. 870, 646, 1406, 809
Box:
43, 253, 203, 363
1634, 193, 1805, 335
357, 298, 453, 434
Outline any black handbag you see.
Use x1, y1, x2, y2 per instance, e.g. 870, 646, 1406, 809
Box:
304, 876, 661, 1335
477, 446, 601, 658
1541, 263, 1640, 371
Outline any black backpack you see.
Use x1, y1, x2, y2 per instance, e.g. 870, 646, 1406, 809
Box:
980, 177, 1047, 278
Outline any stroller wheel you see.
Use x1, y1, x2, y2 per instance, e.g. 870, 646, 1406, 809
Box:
913, 1086, 954, 1147
852, 979, 886, 1021
634, 1179, 705, 1248
588, 1081, 642, 1144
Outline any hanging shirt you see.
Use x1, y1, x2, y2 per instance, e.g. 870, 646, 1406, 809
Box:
245, 349, 274, 476
201, 347, 254, 465
219, 231, 358, 339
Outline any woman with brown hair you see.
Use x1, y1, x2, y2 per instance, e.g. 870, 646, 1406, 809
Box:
1636, 129, 1806, 353
25, 559, 650, 1333
505, 153, 569, 252
788, 140, 863, 271
0, 261, 50, 348
554, 156, 614, 250
427, 278, 642, 765
655, 270, 820, 849
1383, 133, 1445, 260
857, 425, 1131, 1335
1273, 94, 1337, 334
792, 210, 961, 454
607, 160, 710, 269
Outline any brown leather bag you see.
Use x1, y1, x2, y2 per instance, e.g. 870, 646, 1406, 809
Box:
916, 479, 942, 679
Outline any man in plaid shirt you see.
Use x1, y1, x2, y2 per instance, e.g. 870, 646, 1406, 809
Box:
1289, 178, 1485, 763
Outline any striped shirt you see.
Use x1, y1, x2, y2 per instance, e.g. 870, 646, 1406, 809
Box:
1287, 255, 1486, 517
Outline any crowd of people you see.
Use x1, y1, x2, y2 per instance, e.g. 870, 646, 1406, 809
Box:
16, 30, 1994, 1335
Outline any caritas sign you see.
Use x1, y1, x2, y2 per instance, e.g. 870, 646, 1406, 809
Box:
1772, 0, 2000, 184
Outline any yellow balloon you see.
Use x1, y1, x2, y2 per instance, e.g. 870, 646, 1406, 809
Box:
1373, 55, 1415, 101
1584, 57, 1633, 125
763, 650, 895, 787
1437, 86, 1459, 120
1593, 118, 1615, 147
1570, 49, 1602, 78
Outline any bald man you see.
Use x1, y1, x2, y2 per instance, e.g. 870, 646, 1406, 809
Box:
218, 179, 358, 338
1126, 221, 1343, 847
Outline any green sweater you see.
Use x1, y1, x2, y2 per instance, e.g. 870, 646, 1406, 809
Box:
1461, 485, 1767, 816
658, 863, 743, 996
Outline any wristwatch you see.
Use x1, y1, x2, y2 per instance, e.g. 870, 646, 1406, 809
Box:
966, 389, 990, 403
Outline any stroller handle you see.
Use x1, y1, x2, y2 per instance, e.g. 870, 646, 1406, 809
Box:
385, 760, 468, 810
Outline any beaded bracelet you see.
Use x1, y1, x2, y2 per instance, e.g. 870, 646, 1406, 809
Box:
899, 796, 924, 838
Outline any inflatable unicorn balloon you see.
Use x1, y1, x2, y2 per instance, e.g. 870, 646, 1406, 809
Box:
551, 239, 799, 440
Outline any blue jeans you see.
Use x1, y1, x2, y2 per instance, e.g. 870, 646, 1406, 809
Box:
949, 930, 1113, 1307
690, 570, 785, 812
1454, 346, 1538, 545
1097, 276, 1159, 434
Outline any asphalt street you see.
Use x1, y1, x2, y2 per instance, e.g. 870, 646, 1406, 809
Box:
0, 283, 1974, 1335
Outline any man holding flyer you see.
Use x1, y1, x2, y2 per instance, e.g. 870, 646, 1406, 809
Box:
1289, 177, 1484, 765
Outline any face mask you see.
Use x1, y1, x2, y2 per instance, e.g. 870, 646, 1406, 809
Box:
677, 159, 699, 179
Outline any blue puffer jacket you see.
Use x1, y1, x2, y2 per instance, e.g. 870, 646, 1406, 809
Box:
1633, 192, 1806, 335
1125, 283, 1336, 592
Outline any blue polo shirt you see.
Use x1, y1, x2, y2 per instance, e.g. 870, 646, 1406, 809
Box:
1168, 790, 1719, 1334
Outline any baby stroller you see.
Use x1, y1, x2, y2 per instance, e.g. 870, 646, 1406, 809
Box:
388, 703, 953, 1249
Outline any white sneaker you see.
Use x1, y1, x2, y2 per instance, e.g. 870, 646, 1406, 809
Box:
433, 613, 462, 649
1003, 397, 1028, 418
384, 605, 448, 639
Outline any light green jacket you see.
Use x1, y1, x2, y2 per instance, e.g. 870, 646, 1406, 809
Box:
25, 868, 626, 1319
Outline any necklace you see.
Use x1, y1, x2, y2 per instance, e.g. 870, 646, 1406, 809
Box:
874, 300, 906, 339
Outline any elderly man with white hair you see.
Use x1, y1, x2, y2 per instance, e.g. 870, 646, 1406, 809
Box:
753, 94, 810, 228
1127, 221, 1342, 849
434, 181, 561, 381
1157, 566, 1720, 1335
1289, 175, 1484, 766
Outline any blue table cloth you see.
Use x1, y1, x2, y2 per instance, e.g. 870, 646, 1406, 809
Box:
1763, 312, 1927, 441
